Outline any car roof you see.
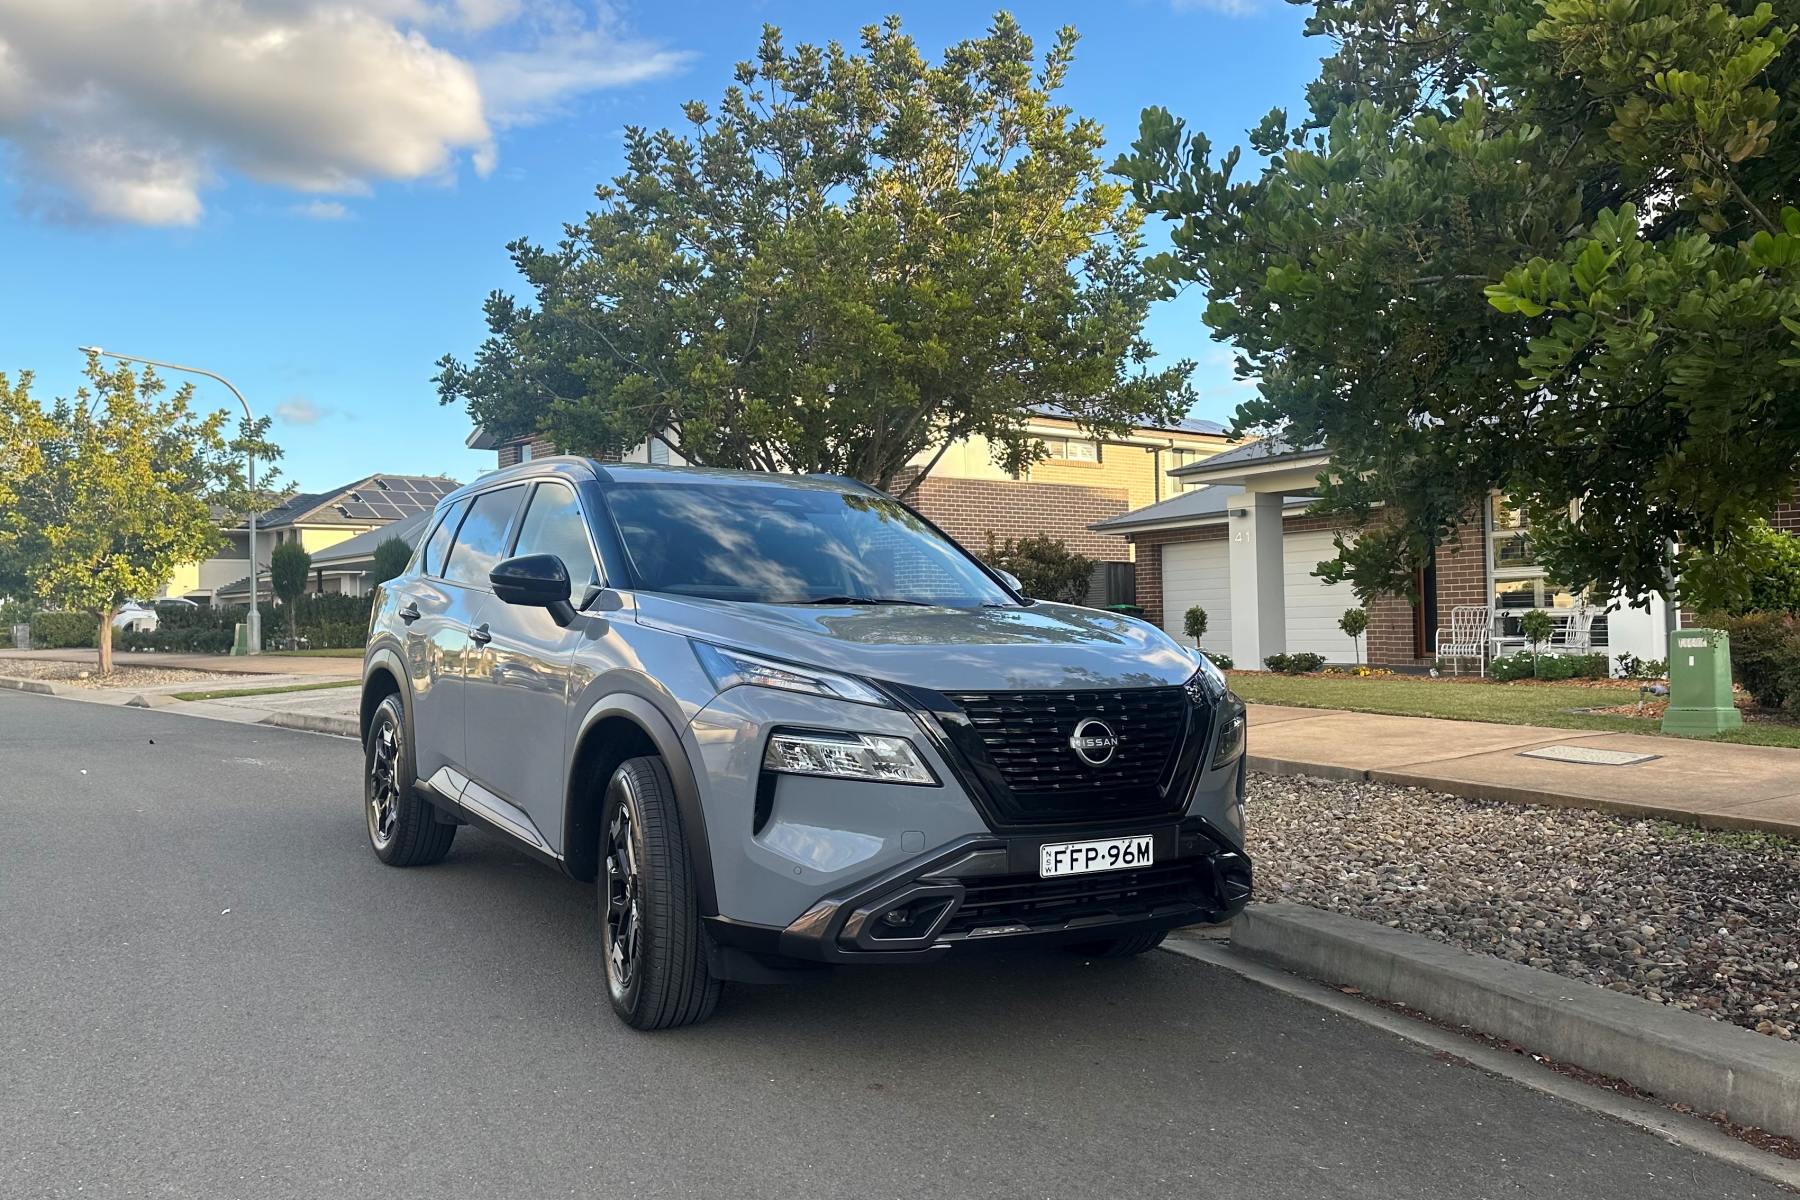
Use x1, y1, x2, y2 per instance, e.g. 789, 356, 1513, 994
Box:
441, 456, 882, 505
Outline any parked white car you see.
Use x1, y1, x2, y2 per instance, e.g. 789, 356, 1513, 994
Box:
112, 602, 158, 633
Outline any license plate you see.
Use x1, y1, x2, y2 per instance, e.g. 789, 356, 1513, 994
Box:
1039, 835, 1155, 879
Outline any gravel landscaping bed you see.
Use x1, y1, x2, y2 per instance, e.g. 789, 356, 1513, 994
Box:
1249, 772, 1800, 1041
0, 660, 228, 688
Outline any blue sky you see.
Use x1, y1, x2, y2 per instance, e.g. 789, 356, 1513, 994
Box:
1, 1, 1323, 493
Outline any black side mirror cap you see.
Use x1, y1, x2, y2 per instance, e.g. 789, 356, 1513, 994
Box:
490, 554, 575, 624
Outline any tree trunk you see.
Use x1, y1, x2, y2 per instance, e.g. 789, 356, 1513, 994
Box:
97, 610, 114, 675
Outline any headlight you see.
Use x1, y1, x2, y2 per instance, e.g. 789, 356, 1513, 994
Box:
692, 642, 889, 707
763, 730, 938, 785
1210, 697, 1247, 769
1185, 653, 1227, 704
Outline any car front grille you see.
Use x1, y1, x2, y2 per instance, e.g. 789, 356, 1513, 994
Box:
938, 861, 1211, 938
940, 686, 1191, 824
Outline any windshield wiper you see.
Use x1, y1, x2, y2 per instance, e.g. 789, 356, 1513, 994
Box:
778, 595, 933, 607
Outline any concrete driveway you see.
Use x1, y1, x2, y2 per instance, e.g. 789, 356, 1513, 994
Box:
0, 691, 1783, 1199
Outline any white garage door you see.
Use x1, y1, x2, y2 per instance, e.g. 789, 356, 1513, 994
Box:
1161, 540, 1231, 658
1160, 529, 1358, 663
1282, 529, 1358, 661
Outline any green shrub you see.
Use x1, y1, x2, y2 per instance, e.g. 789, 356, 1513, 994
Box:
30, 610, 97, 648
1490, 652, 1536, 681
982, 533, 1095, 604
117, 594, 374, 653
1682, 521, 1800, 615
1711, 612, 1800, 713
1183, 605, 1208, 642
1206, 652, 1234, 671
1532, 653, 1609, 681
1614, 652, 1666, 680
1519, 609, 1555, 654
1263, 651, 1325, 674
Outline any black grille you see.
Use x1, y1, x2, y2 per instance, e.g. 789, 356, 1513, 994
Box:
940, 861, 1211, 938
942, 686, 1190, 823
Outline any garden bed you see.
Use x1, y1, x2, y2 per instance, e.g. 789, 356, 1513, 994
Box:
1249, 771, 1800, 1041
0, 660, 228, 689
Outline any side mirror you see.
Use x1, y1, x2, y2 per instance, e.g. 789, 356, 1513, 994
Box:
490, 554, 573, 621
995, 569, 1023, 593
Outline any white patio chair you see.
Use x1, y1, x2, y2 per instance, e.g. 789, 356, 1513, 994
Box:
1434, 605, 1491, 676
1551, 604, 1595, 655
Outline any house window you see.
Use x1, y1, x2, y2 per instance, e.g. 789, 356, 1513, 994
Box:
1487, 496, 1605, 645
1169, 447, 1212, 492
518, 442, 534, 462
1040, 437, 1098, 462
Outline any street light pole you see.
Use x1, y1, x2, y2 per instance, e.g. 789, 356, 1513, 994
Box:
78, 348, 263, 654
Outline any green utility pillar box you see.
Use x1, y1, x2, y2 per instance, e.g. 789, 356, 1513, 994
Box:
232, 622, 249, 656
1661, 628, 1742, 736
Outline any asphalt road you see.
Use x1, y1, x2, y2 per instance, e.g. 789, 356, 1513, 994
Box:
0, 691, 1783, 1200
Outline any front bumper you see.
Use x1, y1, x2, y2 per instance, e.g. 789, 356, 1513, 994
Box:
705, 817, 1252, 966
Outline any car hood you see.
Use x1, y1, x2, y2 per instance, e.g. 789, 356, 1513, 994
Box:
633, 594, 1198, 692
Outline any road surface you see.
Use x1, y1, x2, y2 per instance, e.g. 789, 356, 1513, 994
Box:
0, 691, 1781, 1199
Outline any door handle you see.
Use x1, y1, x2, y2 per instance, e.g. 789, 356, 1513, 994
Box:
398, 602, 420, 624
470, 623, 492, 647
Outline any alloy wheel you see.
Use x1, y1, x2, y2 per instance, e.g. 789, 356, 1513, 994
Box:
604, 799, 641, 997
367, 718, 400, 848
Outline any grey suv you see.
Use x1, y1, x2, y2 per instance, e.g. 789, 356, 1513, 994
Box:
361, 458, 1251, 1029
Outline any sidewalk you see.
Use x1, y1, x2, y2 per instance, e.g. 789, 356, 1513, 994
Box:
0, 648, 359, 677
1248, 704, 1800, 839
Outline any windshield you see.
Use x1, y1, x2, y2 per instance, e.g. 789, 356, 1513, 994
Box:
603, 481, 1017, 607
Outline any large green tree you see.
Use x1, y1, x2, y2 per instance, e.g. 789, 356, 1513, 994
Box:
0, 357, 286, 672
437, 13, 1192, 493
1118, 0, 1800, 606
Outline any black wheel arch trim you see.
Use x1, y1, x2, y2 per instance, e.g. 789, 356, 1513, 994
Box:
568, 692, 717, 915
361, 642, 414, 750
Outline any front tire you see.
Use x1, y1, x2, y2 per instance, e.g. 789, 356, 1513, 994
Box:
364, 694, 455, 867
600, 756, 721, 1030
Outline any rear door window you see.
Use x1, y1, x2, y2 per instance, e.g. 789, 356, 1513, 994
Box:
419, 498, 468, 578
442, 486, 524, 588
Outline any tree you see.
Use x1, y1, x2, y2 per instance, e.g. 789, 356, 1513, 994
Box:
370, 536, 412, 588
269, 541, 311, 651
1520, 608, 1555, 668
1682, 518, 1800, 615
437, 13, 1192, 494
983, 533, 1095, 603
1183, 604, 1208, 645
1339, 606, 1368, 666
1117, 0, 1800, 609
0, 357, 281, 672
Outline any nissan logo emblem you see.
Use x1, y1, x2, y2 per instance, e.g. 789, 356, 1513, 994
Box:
1068, 718, 1119, 766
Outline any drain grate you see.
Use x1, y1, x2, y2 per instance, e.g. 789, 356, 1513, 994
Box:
1517, 744, 1660, 767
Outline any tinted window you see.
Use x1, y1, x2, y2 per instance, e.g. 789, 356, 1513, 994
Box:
604, 482, 1014, 607
513, 483, 599, 581
443, 486, 524, 587
420, 498, 467, 577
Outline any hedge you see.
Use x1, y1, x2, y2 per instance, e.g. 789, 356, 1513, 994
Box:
1489, 651, 1609, 682
1710, 612, 1800, 714
119, 593, 375, 654
29, 611, 98, 648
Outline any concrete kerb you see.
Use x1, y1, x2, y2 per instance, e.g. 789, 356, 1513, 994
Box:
260, 711, 358, 739
0, 675, 77, 698
1232, 903, 1800, 1142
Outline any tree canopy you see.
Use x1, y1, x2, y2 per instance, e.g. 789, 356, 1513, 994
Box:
0, 356, 286, 670
371, 536, 412, 587
437, 12, 1192, 493
1117, 0, 1800, 605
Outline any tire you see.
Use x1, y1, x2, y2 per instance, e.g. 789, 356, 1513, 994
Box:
364, 694, 455, 867
1069, 930, 1168, 959
599, 755, 721, 1030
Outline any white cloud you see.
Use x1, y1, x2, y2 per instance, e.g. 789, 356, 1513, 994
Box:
1171, 0, 1261, 15
0, 1, 686, 225
292, 199, 350, 220
275, 396, 331, 425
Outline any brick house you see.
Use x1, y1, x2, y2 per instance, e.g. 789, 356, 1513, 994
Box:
467, 409, 1240, 601
1093, 438, 1673, 670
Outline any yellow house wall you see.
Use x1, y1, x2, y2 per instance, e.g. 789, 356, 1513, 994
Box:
158, 561, 201, 599
296, 526, 364, 553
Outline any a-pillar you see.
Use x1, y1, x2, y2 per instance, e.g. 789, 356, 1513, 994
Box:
1229, 491, 1286, 669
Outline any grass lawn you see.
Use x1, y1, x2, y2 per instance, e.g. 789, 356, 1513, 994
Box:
172, 679, 358, 702
1228, 672, 1800, 749
261, 647, 364, 658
